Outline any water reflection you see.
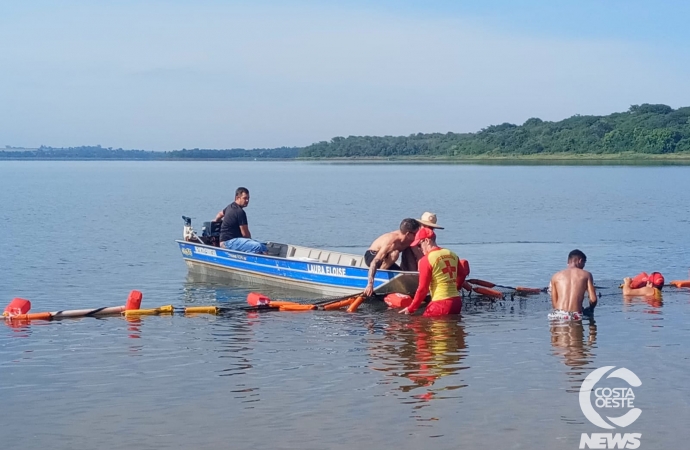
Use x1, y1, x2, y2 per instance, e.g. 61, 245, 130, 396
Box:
3, 319, 33, 336
181, 281, 262, 404
182, 275, 328, 305
549, 320, 597, 393
622, 292, 663, 312
371, 317, 468, 405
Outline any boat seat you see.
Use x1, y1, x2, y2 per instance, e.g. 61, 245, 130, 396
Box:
282, 243, 365, 267
265, 242, 285, 257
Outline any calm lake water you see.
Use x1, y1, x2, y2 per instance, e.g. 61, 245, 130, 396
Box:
1, 161, 689, 449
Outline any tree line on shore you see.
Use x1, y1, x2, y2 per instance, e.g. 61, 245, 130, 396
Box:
3, 104, 689, 159
0, 146, 300, 159
300, 104, 690, 158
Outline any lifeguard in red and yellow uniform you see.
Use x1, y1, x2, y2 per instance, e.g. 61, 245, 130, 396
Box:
400, 227, 469, 317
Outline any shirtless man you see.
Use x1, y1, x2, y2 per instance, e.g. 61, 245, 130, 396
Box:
363, 218, 420, 297
622, 272, 664, 298
549, 249, 597, 320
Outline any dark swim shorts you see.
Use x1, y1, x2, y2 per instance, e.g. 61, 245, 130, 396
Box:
364, 250, 401, 271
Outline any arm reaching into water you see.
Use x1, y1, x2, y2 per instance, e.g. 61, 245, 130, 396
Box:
364, 262, 378, 297
364, 255, 384, 297
400, 257, 431, 315
587, 272, 597, 310
364, 241, 396, 297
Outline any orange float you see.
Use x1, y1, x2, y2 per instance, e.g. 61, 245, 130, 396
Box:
467, 279, 495, 288
346, 296, 366, 313
472, 286, 503, 298
278, 304, 317, 311
322, 297, 356, 310
7, 312, 52, 321
246, 292, 304, 308
670, 280, 690, 288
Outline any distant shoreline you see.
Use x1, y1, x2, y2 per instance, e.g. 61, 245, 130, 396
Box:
298, 152, 690, 162
3, 152, 690, 165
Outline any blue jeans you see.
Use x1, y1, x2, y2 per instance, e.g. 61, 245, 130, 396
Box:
220, 238, 267, 254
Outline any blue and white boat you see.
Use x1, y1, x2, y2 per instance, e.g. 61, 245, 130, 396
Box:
176, 218, 419, 296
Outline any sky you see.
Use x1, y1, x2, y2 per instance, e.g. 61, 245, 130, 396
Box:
1, 0, 689, 150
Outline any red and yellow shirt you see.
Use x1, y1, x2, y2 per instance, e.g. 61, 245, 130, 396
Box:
407, 248, 469, 314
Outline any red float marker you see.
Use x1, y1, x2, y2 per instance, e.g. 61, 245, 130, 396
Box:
125, 290, 143, 310
247, 292, 272, 307
629, 272, 649, 289
3, 298, 31, 317
384, 293, 413, 309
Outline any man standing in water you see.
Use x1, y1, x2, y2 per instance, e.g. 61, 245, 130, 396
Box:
363, 218, 420, 297
549, 249, 597, 320
399, 227, 468, 317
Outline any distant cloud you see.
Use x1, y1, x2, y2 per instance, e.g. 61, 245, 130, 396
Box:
1, 2, 688, 150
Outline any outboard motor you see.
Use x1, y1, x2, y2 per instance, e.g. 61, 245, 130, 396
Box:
201, 221, 222, 247
182, 216, 195, 241
182, 216, 221, 246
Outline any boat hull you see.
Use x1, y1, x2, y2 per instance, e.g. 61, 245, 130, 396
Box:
177, 240, 419, 296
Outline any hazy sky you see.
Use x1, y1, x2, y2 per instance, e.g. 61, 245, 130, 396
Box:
2, 0, 689, 150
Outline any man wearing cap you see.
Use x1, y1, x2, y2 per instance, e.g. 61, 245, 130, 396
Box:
363, 218, 421, 297
399, 227, 468, 317
622, 272, 664, 297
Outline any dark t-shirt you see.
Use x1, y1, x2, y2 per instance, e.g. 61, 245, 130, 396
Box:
219, 202, 248, 242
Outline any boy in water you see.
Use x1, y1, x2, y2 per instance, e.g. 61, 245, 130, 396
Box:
549, 249, 597, 320
622, 272, 664, 298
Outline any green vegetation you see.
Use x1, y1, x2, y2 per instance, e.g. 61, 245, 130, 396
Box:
300, 104, 690, 158
3, 104, 690, 160
0, 146, 299, 160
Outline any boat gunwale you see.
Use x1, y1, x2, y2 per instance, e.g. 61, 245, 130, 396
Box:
175, 239, 419, 275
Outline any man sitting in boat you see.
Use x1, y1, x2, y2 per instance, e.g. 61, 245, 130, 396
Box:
363, 218, 420, 297
214, 187, 267, 254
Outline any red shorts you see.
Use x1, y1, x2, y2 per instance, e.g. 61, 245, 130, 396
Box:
422, 297, 463, 317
